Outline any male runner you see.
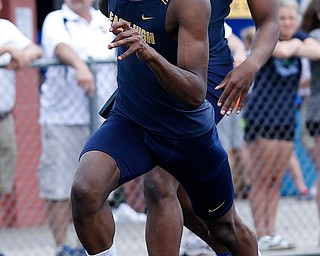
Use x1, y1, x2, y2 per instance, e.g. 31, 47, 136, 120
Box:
140, 0, 280, 255
71, 0, 266, 255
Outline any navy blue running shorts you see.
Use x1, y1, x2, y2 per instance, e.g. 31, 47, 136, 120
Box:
207, 92, 223, 124
244, 120, 295, 142
306, 121, 320, 136
81, 112, 234, 219
206, 63, 233, 124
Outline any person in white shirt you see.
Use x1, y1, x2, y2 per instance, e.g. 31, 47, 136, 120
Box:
0, 1, 42, 247
37, 0, 117, 254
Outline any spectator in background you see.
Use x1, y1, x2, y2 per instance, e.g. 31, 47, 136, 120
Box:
37, 0, 117, 255
289, 150, 313, 200
300, 0, 320, 240
0, 0, 42, 249
243, 0, 320, 251
289, 55, 313, 201
241, 24, 312, 201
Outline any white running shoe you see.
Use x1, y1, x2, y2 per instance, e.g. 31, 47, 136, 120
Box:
269, 235, 295, 250
258, 236, 272, 251
112, 203, 146, 223
258, 235, 295, 251
180, 231, 215, 256
310, 184, 317, 198
180, 231, 261, 255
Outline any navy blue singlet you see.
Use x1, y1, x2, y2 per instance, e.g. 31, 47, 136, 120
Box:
107, 0, 214, 138
207, 0, 234, 100
81, 0, 235, 219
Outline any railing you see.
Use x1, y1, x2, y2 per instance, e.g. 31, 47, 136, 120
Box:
0, 58, 319, 256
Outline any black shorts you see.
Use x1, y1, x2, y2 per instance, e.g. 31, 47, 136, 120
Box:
81, 112, 234, 219
306, 121, 320, 136
245, 120, 295, 142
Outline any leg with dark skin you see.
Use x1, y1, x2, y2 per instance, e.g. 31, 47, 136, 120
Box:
73, 152, 258, 256
177, 185, 229, 254
71, 151, 120, 254
144, 168, 183, 256
144, 167, 259, 256
144, 166, 258, 256
201, 203, 258, 256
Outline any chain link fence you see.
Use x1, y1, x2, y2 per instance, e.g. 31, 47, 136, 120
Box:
0, 59, 319, 256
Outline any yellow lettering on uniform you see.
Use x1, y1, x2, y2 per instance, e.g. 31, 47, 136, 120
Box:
146, 32, 155, 44
141, 29, 146, 42
133, 24, 140, 33
111, 14, 119, 26
109, 15, 155, 45
109, 11, 114, 22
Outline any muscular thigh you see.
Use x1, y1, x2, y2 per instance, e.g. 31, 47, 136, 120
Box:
80, 112, 156, 186
148, 126, 234, 219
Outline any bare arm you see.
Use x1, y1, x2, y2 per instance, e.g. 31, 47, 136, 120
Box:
108, 0, 211, 109
1, 42, 42, 70
272, 39, 301, 58
296, 37, 320, 60
23, 43, 43, 61
273, 37, 320, 60
55, 43, 94, 96
0, 44, 16, 56
216, 0, 279, 115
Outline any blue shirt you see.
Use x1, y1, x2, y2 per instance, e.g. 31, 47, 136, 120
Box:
244, 31, 309, 126
208, 0, 234, 99
108, 0, 214, 138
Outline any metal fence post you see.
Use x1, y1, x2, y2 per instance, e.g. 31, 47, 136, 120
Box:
87, 57, 100, 134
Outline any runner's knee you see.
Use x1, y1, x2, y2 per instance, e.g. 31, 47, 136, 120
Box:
71, 172, 107, 219
202, 220, 238, 251
143, 172, 179, 205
